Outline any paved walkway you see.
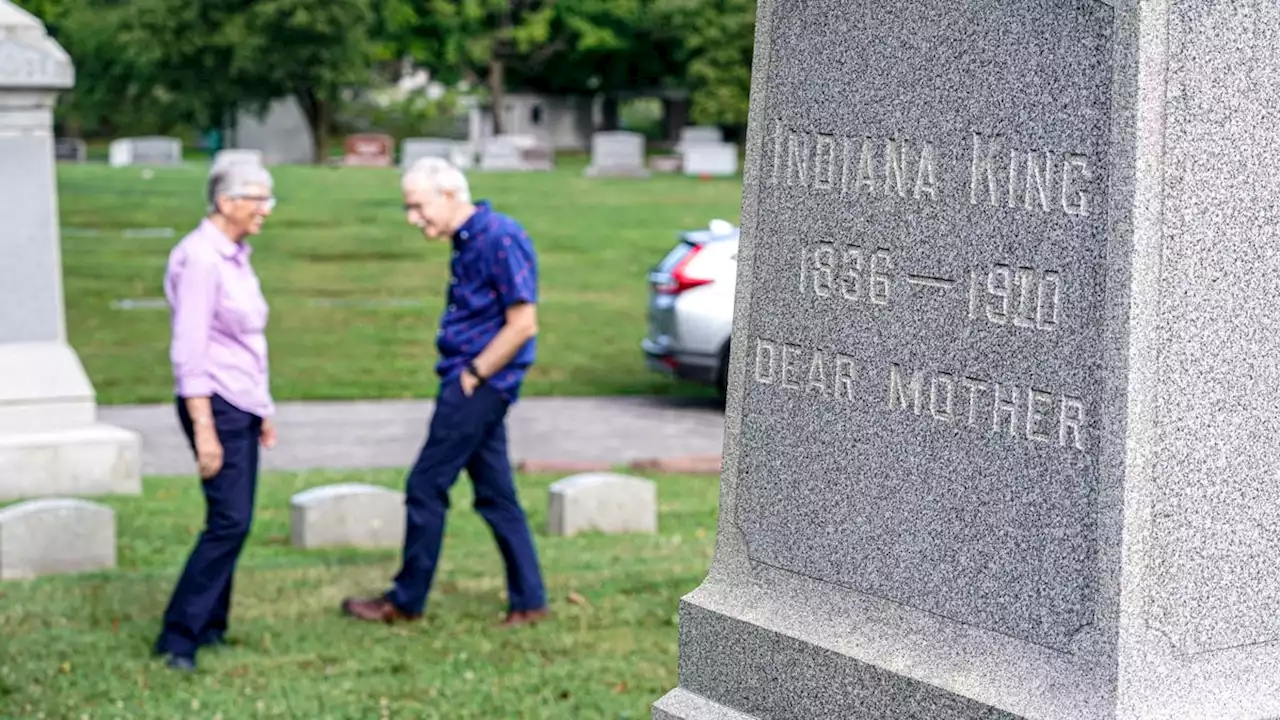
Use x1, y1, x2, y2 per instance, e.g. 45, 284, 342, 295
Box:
100, 396, 726, 476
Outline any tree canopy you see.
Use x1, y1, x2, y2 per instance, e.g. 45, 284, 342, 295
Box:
654, 0, 756, 127
16, 0, 759, 151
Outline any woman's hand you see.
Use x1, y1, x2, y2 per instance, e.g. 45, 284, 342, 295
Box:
194, 422, 224, 480
260, 418, 277, 449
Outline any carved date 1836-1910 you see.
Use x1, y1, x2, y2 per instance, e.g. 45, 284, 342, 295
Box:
796, 239, 1065, 333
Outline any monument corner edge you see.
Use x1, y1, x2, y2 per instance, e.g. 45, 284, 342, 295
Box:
0, 0, 75, 91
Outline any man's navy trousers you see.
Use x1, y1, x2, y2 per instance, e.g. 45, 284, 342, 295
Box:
388, 377, 545, 615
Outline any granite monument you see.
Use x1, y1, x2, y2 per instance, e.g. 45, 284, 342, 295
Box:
584, 131, 650, 178
107, 136, 182, 167
654, 1, 1280, 718
0, 0, 141, 502
682, 142, 739, 177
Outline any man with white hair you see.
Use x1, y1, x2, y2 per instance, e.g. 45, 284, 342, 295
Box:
342, 156, 549, 628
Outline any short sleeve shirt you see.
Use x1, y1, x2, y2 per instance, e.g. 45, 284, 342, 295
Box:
435, 200, 538, 400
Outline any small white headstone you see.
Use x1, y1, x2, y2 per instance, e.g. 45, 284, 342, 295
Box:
675, 126, 724, 154
0, 498, 116, 580
479, 137, 522, 171
211, 148, 264, 174
289, 483, 405, 549
400, 138, 474, 170
584, 131, 649, 178
649, 154, 682, 173
519, 143, 555, 171
498, 133, 540, 149
479, 135, 553, 172
682, 143, 739, 177
108, 136, 182, 167
547, 473, 658, 537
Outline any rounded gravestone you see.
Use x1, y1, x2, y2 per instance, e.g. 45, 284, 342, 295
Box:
546, 472, 658, 537
289, 483, 405, 550
0, 498, 116, 580
584, 131, 650, 178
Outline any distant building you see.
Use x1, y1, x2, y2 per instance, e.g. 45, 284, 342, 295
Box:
467, 93, 595, 151
467, 88, 693, 152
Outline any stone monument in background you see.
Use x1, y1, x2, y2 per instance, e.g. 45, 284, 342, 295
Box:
584, 131, 650, 178
0, 1, 140, 502
654, 1, 1280, 718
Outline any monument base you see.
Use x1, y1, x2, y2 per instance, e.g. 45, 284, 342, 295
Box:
0, 342, 142, 502
0, 424, 142, 502
654, 562, 1280, 719
653, 563, 1108, 720
653, 689, 755, 720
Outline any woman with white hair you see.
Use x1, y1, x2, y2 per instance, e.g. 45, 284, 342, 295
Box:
152, 160, 278, 672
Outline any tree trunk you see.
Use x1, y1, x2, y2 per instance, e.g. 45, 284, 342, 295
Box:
602, 95, 619, 131
221, 107, 234, 150
662, 96, 690, 142
312, 99, 331, 165
296, 89, 332, 165
489, 58, 506, 136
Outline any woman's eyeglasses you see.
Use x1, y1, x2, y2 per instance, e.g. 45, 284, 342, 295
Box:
230, 194, 277, 211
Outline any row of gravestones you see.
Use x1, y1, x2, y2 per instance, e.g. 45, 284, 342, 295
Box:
0, 472, 656, 581
585, 127, 738, 178
397, 133, 554, 172
342, 130, 738, 177
54, 134, 545, 171
332, 128, 740, 177
55, 126, 739, 178
52, 136, 178, 165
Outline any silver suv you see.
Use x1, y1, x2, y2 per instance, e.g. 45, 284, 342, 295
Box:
641, 220, 739, 401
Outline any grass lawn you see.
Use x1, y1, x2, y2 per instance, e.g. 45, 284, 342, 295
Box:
59, 154, 742, 405
0, 470, 718, 719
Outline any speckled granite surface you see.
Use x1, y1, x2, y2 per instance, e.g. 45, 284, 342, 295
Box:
653, 1, 1280, 717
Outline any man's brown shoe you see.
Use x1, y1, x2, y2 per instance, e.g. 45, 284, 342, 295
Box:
498, 607, 550, 629
341, 596, 421, 624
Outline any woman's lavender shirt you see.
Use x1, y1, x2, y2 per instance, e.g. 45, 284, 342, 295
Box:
164, 218, 274, 418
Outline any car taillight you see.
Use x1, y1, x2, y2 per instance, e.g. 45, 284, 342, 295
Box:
656, 245, 713, 295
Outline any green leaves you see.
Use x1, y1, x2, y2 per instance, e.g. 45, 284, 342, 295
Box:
383, 0, 687, 100
652, 0, 756, 126
17, 0, 761, 138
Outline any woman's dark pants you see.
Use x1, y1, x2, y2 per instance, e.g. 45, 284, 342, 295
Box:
154, 395, 260, 660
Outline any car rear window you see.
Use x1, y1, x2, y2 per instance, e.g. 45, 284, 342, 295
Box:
654, 241, 696, 274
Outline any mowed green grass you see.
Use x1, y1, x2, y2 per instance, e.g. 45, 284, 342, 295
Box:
0, 470, 719, 719
60, 154, 741, 404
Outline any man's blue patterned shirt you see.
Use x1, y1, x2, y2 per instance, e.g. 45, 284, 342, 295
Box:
435, 200, 538, 401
